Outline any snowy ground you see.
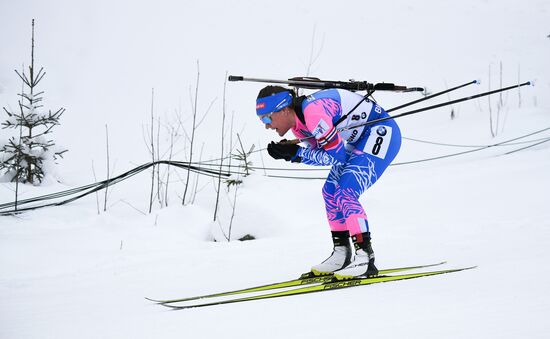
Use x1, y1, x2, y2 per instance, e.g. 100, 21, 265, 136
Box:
1, 134, 550, 338
1, 0, 550, 338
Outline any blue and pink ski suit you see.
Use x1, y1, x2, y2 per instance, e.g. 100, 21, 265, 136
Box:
291, 89, 401, 236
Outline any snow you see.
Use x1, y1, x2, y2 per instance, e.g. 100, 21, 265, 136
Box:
1, 0, 550, 338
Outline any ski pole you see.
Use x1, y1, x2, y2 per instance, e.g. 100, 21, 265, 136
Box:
387, 80, 479, 113
342, 81, 532, 131
282, 81, 531, 145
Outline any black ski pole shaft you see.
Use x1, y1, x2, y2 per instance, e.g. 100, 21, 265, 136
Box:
339, 81, 532, 131
387, 80, 478, 113
288, 81, 530, 144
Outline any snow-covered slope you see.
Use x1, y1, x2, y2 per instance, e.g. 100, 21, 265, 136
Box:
1, 0, 549, 338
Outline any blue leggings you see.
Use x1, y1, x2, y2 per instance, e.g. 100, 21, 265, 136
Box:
322, 117, 402, 235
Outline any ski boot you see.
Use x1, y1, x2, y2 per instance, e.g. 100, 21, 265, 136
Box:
333, 232, 378, 280
309, 231, 353, 276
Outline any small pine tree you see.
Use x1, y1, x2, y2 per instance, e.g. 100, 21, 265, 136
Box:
1, 19, 67, 184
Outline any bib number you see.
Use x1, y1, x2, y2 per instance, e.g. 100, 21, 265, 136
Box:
364, 125, 392, 159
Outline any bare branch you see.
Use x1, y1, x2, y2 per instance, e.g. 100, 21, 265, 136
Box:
104, 124, 110, 212
195, 97, 217, 129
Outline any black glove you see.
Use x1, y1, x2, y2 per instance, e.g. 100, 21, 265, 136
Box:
267, 141, 301, 162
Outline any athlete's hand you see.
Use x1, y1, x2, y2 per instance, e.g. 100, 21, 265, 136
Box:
267, 141, 301, 162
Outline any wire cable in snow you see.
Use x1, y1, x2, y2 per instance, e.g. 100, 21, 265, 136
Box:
505, 137, 550, 155
402, 136, 550, 148
2, 127, 548, 215
255, 126, 550, 177
0, 160, 237, 216
393, 126, 550, 166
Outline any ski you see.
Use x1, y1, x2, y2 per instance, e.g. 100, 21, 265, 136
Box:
147, 261, 446, 304
163, 266, 475, 310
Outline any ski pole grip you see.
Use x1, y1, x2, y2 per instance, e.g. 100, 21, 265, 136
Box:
279, 139, 300, 145
228, 75, 244, 82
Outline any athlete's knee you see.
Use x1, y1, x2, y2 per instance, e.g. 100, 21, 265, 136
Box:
334, 187, 361, 211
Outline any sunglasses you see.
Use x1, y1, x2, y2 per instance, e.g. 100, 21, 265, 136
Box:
259, 113, 273, 125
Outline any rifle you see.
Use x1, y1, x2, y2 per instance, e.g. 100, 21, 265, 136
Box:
228, 75, 424, 93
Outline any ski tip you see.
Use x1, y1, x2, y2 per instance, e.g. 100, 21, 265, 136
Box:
453, 265, 477, 273
145, 297, 167, 303
414, 260, 447, 267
